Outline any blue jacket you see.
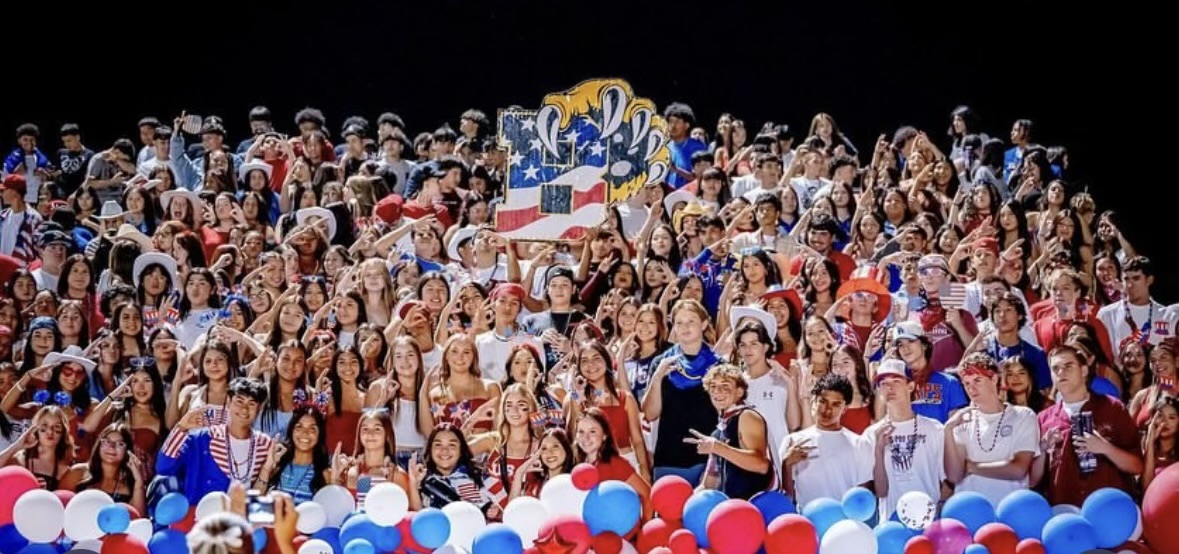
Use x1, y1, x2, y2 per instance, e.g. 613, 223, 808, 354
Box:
156, 424, 274, 505
3, 147, 51, 174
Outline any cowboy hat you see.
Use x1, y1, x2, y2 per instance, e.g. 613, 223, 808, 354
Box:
113, 224, 155, 252
237, 161, 273, 183
663, 189, 695, 216
730, 305, 779, 345
761, 285, 804, 322
160, 189, 203, 218
295, 207, 337, 239
836, 266, 892, 323
447, 226, 478, 262
94, 200, 126, 220
44, 345, 97, 374
133, 251, 179, 287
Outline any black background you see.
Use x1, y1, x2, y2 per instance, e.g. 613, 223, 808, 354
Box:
5, 2, 1167, 296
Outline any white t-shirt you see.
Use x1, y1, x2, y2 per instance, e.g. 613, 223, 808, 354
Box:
228, 436, 254, 482
862, 415, 945, 521
32, 268, 60, 292
176, 308, 218, 350
780, 426, 874, 509
789, 176, 831, 210
746, 371, 791, 473
950, 405, 1040, 506
0, 209, 25, 257
474, 331, 511, 383
422, 345, 444, 372
1097, 300, 1177, 350
394, 398, 427, 449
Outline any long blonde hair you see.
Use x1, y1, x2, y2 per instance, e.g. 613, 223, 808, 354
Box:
669, 298, 716, 345
496, 384, 540, 449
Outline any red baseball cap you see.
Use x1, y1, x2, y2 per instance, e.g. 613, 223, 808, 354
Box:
374, 194, 404, 225
0, 175, 27, 196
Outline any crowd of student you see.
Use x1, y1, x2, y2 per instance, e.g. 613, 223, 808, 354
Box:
0, 100, 1173, 552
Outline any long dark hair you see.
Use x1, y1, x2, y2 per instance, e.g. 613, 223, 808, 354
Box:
424, 423, 483, 487
268, 407, 330, 494
179, 268, 221, 318
76, 423, 136, 493
1000, 356, 1049, 412
834, 344, 874, 414
260, 341, 308, 433
328, 345, 367, 415
574, 407, 620, 464
47, 362, 93, 415
115, 361, 169, 438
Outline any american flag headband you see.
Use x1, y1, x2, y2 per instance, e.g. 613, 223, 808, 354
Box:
292, 389, 330, 415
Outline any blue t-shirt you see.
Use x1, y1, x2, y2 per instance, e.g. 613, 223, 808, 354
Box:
668, 138, 708, 188
986, 339, 1053, 392
910, 369, 968, 423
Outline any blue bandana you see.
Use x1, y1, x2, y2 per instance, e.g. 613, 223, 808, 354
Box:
665, 343, 719, 390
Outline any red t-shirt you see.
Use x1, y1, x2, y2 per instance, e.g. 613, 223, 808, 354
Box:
594, 455, 636, 483
1038, 394, 1140, 506
1033, 314, 1115, 363
402, 200, 453, 230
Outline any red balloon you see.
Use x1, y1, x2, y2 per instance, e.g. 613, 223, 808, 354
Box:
54, 489, 76, 509
537, 515, 593, 554
638, 518, 681, 553
120, 502, 141, 520
706, 500, 765, 554
170, 506, 197, 534
0, 466, 39, 525
572, 463, 601, 491
1144, 463, 1179, 554
593, 532, 624, 554
668, 529, 697, 554
101, 533, 149, 554
974, 522, 1019, 554
765, 514, 816, 554
396, 512, 430, 553
1014, 538, 1046, 554
904, 535, 934, 554
651, 476, 694, 522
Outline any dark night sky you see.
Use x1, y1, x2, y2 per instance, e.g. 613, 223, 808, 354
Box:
6, 1, 1170, 295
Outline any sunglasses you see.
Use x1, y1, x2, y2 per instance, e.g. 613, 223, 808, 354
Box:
60, 365, 86, 379
917, 267, 946, 277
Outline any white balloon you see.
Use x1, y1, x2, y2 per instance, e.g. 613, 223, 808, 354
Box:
619, 540, 639, 554
539, 474, 588, 518
312, 485, 356, 528
13, 489, 65, 543
1051, 503, 1081, 516
433, 546, 471, 554
821, 519, 878, 554
441, 501, 486, 550
503, 496, 549, 548
895, 491, 936, 530
127, 518, 154, 543
63, 489, 114, 541
364, 483, 409, 526
296, 501, 328, 535
297, 538, 335, 554
196, 491, 231, 520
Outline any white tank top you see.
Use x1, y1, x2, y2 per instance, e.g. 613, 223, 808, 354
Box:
393, 398, 427, 449
744, 371, 791, 474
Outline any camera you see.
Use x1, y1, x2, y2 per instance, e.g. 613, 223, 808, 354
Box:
246, 489, 275, 526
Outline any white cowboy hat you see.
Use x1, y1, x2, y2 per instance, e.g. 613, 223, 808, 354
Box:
295, 207, 337, 239
44, 345, 97, 374
113, 224, 155, 252
133, 251, 179, 287
447, 226, 478, 262
160, 189, 203, 218
729, 305, 779, 346
663, 189, 695, 216
94, 200, 126, 220
237, 161, 273, 183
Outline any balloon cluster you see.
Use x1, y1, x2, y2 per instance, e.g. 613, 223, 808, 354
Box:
2, 462, 1176, 554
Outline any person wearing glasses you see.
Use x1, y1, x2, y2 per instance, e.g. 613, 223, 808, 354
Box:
68, 423, 148, 515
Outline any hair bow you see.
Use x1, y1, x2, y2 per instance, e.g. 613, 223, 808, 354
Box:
292, 388, 329, 415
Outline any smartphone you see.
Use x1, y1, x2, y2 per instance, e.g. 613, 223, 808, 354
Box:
246, 490, 275, 526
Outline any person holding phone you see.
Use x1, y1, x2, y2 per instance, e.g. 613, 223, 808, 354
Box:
780, 372, 873, 508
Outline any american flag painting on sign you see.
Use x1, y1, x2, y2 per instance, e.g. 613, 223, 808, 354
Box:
495, 79, 672, 241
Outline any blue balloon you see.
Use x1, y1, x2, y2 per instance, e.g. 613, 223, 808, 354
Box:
964, 545, 991, 554
1080, 487, 1138, 548
996, 489, 1052, 540
344, 538, 375, 554
154, 492, 190, 526
802, 497, 846, 539
311, 527, 342, 554
841, 487, 877, 522
1042, 513, 1098, 554
410, 507, 451, 549
472, 524, 524, 554
97, 504, 132, 535
873, 521, 915, 554
583, 481, 642, 536
253, 527, 268, 553
17, 545, 57, 554
683, 490, 728, 548
0, 523, 29, 554
942, 491, 997, 534
750, 490, 796, 525
149, 529, 188, 554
